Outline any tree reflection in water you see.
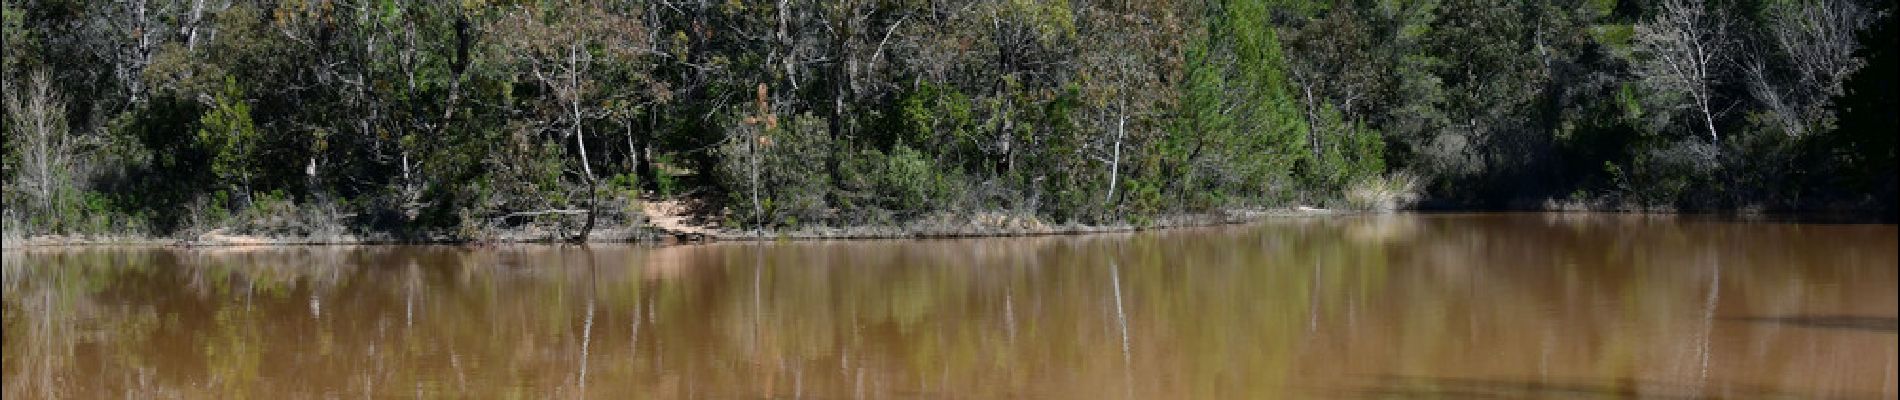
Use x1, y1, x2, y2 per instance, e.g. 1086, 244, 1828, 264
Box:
3, 214, 1895, 398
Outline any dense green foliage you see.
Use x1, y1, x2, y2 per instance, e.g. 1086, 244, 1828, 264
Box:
2, 0, 1893, 238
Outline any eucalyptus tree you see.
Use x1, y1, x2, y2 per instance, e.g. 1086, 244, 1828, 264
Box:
496, 2, 648, 181
492, 1, 652, 239
1074, 0, 1185, 214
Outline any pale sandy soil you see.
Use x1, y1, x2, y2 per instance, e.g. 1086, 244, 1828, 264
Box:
641, 199, 722, 238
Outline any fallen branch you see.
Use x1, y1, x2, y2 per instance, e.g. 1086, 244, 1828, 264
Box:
498, 209, 591, 218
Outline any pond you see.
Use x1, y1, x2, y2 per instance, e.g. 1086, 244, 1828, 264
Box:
4, 214, 1896, 398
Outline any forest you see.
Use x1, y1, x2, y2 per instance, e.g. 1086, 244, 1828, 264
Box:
2, 0, 1894, 240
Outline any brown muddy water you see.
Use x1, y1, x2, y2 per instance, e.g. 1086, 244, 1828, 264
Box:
3, 214, 1896, 399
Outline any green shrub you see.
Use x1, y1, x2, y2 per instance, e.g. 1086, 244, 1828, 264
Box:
717, 113, 832, 228
833, 144, 965, 223
651, 154, 680, 197
1609, 139, 1720, 208
608, 172, 641, 207
878, 145, 947, 213
196, 77, 262, 196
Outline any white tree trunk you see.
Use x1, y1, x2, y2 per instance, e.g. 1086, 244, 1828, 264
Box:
569, 44, 594, 179
1105, 105, 1125, 205
574, 110, 592, 178
1301, 84, 1323, 160
1699, 96, 1719, 144
184, 0, 207, 52
400, 150, 414, 198
750, 132, 763, 231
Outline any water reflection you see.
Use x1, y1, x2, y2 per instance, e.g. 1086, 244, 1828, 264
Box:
3, 214, 1895, 398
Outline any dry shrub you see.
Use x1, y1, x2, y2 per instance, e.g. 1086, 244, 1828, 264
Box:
1345, 173, 1422, 212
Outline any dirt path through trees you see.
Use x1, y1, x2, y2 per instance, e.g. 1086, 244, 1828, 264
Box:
641, 199, 722, 240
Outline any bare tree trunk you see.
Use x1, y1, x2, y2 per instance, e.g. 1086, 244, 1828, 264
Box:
1699, 95, 1719, 144
560, 42, 598, 243
571, 176, 598, 243
574, 113, 592, 177
570, 44, 594, 179
751, 131, 763, 232
1106, 104, 1126, 205
778, 0, 795, 90
126, 0, 155, 103
1300, 83, 1323, 160
306, 156, 319, 190
401, 151, 413, 195
184, 0, 207, 52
